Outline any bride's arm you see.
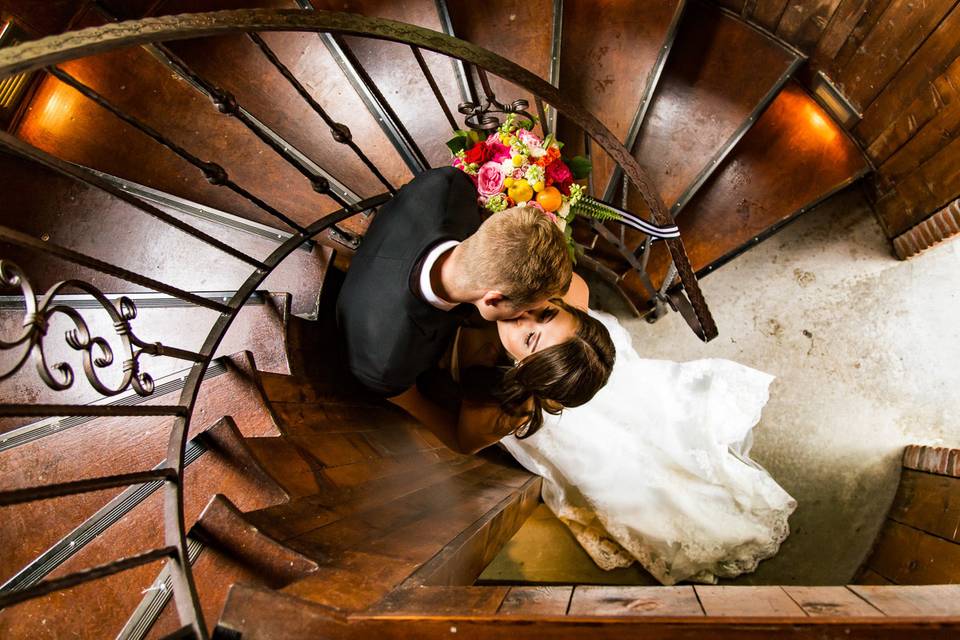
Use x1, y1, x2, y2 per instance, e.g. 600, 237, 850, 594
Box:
389, 387, 526, 455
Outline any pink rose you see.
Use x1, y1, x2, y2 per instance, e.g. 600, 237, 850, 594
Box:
476, 161, 505, 197
517, 129, 542, 149
485, 134, 512, 163
545, 160, 574, 194
511, 168, 525, 180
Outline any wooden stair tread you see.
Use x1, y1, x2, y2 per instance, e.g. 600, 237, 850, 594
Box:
19, 5, 363, 235
630, 80, 870, 296
260, 369, 381, 408
307, 0, 463, 169
626, 3, 800, 214
159, 0, 412, 208
244, 455, 488, 542
557, 0, 685, 191
286, 462, 531, 560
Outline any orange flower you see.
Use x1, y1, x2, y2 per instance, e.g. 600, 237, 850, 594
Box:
535, 147, 561, 167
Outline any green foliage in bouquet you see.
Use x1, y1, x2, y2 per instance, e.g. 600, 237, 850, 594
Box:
569, 197, 624, 222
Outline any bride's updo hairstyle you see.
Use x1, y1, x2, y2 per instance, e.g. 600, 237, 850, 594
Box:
497, 301, 615, 438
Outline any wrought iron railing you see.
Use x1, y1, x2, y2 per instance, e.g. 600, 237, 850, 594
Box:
0, 8, 716, 638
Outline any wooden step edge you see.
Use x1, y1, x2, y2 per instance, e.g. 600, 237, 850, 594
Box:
193, 494, 319, 584
194, 416, 291, 512
217, 582, 347, 638
225, 291, 293, 374
291, 245, 334, 321
133, 496, 318, 639
219, 350, 284, 439
376, 474, 543, 594
219, 584, 960, 639
668, 38, 805, 219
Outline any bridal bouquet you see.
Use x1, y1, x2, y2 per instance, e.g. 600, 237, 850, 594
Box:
448, 114, 620, 254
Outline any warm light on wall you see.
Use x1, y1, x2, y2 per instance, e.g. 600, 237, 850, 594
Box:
811, 71, 861, 129
31, 80, 81, 132
802, 98, 839, 144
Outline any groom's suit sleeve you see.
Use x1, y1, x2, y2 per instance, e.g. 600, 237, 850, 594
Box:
335, 167, 481, 397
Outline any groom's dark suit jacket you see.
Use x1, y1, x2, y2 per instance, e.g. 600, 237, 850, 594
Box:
336, 166, 481, 396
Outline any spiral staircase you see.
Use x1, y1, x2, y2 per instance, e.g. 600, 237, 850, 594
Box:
1, 1, 957, 638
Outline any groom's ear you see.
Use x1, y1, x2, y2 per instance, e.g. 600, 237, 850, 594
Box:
480, 290, 506, 308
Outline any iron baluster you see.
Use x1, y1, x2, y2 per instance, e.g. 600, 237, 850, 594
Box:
0, 469, 176, 507
0, 546, 179, 610
547, 0, 563, 134
325, 34, 430, 174
153, 43, 342, 201
152, 42, 360, 249
246, 32, 397, 194
410, 45, 459, 132
535, 96, 550, 137
583, 131, 594, 197
47, 66, 308, 234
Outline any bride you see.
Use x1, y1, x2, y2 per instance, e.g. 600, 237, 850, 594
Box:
405, 271, 797, 585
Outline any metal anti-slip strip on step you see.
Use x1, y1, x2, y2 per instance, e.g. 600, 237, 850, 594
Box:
117, 537, 205, 640
0, 440, 208, 594
0, 290, 269, 310
0, 360, 228, 453
71, 166, 320, 251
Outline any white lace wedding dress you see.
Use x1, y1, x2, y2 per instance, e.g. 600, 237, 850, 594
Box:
500, 311, 797, 585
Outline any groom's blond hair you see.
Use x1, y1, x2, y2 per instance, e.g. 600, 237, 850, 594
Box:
457, 205, 572, 306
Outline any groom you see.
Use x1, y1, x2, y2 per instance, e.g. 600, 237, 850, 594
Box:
336, 165, 572, 399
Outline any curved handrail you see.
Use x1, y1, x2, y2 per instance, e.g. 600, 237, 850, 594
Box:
0, 8, 716, 340
0, 9, 717, 637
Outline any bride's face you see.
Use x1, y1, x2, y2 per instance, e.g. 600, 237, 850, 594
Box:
497, 302, 579, 362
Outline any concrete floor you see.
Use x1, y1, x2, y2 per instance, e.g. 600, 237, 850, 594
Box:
484, 186, 960, 585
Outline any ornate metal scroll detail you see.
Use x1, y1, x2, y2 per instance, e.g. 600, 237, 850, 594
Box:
0, 260, 172, 397
457, 69, 537, 132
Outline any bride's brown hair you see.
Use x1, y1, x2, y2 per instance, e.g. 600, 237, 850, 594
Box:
496, 301, 615, 438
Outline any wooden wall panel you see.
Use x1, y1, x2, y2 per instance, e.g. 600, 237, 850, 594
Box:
751, 0, 791, 32
856, 3, 960, 152
858, 446, 960, 586
813, 0, 872, 60
776, 0, 845, 51
834, 1, 955, 110
866, 55, 960, 169
873, 131, 960, 237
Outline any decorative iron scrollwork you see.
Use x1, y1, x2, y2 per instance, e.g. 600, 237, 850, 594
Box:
457, 69, 537, 132
457, 96, 536, 132
0, 260, 165, 397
